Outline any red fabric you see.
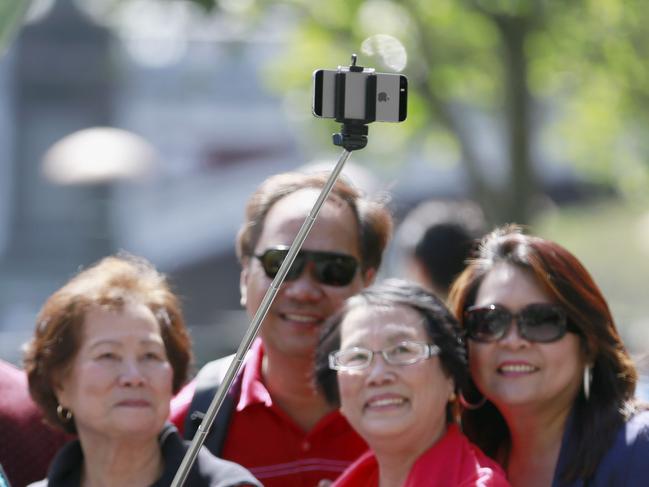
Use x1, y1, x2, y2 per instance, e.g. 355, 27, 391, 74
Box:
0, 360, 70, 487
170, 340, 368, 487
332, 424, 510, 487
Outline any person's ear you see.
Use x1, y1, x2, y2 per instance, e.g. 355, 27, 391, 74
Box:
448, 379, 461, 423
362, 267, 376, 286
52, 371, 70, 406
239, 263, 249, 307
448, 379, 456, 402
407, 256, 429, 286
579, 333, 597, 365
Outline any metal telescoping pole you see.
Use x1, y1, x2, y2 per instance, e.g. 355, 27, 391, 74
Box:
170, 148, 353, 487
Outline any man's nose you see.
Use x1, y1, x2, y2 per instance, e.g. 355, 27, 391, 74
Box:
283, 262, 323, 301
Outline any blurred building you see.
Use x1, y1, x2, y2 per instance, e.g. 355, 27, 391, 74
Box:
0, 1, 306, 364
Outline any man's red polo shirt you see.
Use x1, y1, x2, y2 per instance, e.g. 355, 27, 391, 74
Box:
170, 339, 368, 487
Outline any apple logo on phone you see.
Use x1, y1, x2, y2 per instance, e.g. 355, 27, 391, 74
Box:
378, 92, 389, 102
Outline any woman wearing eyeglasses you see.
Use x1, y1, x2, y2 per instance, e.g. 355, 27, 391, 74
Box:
314, 279, 509, 486
449, 225, 649, 487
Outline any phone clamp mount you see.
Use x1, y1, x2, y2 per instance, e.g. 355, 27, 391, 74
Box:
332, 54, 376, 152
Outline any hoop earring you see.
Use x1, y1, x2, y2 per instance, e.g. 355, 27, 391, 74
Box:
459, 391, 487, 410
56, 404, 73, 422
583, 365, 593, 401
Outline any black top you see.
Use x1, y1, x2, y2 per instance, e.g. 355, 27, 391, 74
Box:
28, 424, 261, 487
0, 464, 11, 487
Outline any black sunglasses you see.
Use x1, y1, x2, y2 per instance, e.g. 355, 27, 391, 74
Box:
464, 303, 572, 343
255, 246, 359, 287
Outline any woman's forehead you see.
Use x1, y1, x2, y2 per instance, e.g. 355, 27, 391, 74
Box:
340, 304, 426, 342
475, 263, 552, 308
81, 303, 161, 344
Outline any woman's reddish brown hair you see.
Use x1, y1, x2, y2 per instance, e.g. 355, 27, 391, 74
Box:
23, 253, 192, 434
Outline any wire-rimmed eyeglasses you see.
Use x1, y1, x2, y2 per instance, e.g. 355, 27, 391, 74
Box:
328, 340, 440, 371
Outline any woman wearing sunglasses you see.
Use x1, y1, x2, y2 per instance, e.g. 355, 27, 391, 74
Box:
314, 279, 509, 486
449, 225, 649, 487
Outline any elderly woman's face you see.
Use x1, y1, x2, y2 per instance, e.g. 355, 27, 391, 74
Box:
55, 302, 173, 440
336, 305, 454, 449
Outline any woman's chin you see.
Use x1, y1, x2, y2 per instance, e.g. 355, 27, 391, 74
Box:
85, 416, 165, 440
490, 389, 544, 409
358, 417, 412, 443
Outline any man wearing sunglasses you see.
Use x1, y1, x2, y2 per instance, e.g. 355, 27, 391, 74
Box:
170, 171, 393, 487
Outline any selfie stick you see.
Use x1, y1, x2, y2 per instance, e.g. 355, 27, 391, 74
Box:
171, 54, 376, 487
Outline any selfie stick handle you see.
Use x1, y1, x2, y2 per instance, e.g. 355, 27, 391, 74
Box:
171, 147, 354, 487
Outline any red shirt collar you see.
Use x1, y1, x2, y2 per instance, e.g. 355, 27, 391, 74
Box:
237, 338, 272, 410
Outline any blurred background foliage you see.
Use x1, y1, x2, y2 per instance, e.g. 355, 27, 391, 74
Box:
185, 0, 649, 225
6, 0, 643, 226
0, 2, 31, 57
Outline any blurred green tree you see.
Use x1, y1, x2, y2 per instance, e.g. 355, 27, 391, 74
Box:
186, 0, 649, 224
0, 2, 31, 57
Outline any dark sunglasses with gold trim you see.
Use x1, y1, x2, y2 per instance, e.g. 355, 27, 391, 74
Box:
255, 246, 359, 287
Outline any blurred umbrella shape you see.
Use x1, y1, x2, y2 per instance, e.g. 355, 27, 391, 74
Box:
42, 127, 156, 185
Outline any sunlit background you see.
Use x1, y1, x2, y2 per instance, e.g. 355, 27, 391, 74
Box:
0, 0, 647, 396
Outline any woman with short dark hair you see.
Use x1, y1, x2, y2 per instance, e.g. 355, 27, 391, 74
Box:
24, 254, 261, 487
315, 279, 509, 486
449, 225, 649, 486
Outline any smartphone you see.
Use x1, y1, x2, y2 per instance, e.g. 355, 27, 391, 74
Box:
312, 67, 408, 122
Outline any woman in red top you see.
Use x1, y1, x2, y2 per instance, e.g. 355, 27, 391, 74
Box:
315, 279, 509, 487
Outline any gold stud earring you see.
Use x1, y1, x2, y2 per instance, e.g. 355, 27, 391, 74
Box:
56, 404, 73, 422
